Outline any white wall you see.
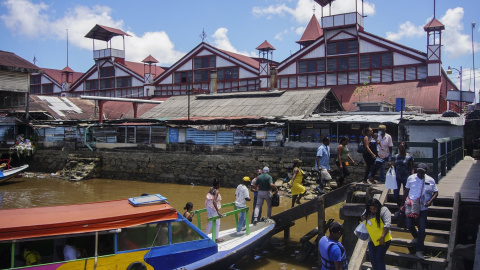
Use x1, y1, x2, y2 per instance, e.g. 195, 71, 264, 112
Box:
405, 125, 463, 142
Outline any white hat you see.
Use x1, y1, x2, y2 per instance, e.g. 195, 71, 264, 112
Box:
263, 167, 269, 173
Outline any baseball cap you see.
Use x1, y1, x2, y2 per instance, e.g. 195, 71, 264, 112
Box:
263, 167, 269, 173
243, 176, 251, 182
417, 163, 427, 172
329, 222, 343, 234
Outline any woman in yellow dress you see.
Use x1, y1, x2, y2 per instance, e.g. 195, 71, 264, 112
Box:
289, 159, 306, 208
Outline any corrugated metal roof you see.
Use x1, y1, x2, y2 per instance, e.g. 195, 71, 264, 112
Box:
141, 89, 332, 119
29, 95, 97, 121
84, 24, 130, 41
0, 50, 41, 73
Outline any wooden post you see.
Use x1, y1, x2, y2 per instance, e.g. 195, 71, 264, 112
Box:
317, 195, 325, 269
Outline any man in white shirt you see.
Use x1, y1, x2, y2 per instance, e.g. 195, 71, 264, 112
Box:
404, 163, 438, 259
63, 238, 81, 261
235, 176, 251, 235
316, 137, 332, 192
377, 125, 393, 182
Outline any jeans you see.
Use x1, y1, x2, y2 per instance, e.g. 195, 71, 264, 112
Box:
205, 207, 220, 240
254, 190, 272, 221
363, 154, 375, 181
251, 194, 261, 223
406, 210, 428, 252
393, 176, 407, 206
336, 161, 350, 186
379, 161, 386, 182
369, 159, 385, 181
236, 206, 246, 232
368, 240, 391, 270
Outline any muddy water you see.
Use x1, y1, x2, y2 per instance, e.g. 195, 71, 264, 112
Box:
0, 177, 343, 270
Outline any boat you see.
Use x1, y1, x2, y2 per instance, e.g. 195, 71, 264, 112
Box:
0, 194, 275, 270
0, 164, 29, 184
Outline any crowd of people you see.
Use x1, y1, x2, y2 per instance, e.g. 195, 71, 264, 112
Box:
177, 128, 438, 269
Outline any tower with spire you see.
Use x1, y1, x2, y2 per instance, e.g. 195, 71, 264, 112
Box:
256, 40, 276, 90
424, 15, 445, 83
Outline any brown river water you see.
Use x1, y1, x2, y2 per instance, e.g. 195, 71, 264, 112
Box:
0, 177, 344, 270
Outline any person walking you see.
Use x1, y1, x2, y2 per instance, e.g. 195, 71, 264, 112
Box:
183, 202, 194, 222
235, 176, 251, 235
361, 198, 392, 270
205, 179, 224, 243
336, 136, 356, 187
376, 125, 393, 182
253, 167, 278, 224
404, 163, 438, 259
393, 142, 414, 206
288, 159, 305, 208
316, 137, 332, 192
361, 127, 376, 184
318, 222, 348, 270
250, 168, 262, 223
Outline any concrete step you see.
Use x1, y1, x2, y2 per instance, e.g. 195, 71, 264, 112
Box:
390, 215, 452, 231
384, 250, 447, 268
390, 226, 450, 239
390, 237, 448, 254
361, 261, 410, 270
384, 202, 453, 218
386, 194, 454, 208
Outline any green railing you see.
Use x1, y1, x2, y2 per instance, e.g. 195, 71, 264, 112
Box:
393, 136, 463, 182
191, 202, 250, 241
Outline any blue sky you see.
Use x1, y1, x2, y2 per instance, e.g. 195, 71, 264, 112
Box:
1, 0, 479, 95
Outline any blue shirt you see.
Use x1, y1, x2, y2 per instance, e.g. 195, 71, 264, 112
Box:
316, 144, 330, 171
318, 236, 345, 270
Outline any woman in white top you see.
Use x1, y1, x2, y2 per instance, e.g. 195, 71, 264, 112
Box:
205, 179, 224, 243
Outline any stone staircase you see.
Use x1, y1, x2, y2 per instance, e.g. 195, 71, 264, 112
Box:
360, 194, 454, 270
60, 154, 102, 181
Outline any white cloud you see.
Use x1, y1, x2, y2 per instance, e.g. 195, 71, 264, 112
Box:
252, 0, 375, 25
385, 21, 424, 41
295, 27, 305, 35
275, 29, 290, 41
440, 7, 479, 59
211, 28, 257, 57
0, 0, 184, 65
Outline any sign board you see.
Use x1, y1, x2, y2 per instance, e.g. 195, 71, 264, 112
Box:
256, 130, 267, 139
395, 98, 405, 112
168, 128, 179, 143
446, 90, 475, 103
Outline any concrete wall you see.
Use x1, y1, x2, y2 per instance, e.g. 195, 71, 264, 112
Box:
29, 144, 368, 187
405, 125, 463, 142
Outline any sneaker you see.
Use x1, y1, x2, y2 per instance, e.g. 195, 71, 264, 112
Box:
410, 238, 418, 245
416, 251, 424, 259
236, 231, 245, 236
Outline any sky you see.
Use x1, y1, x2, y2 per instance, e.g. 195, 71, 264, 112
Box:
1, 0, 479, 99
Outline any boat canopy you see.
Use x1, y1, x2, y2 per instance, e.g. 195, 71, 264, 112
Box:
0, 199, 177, 241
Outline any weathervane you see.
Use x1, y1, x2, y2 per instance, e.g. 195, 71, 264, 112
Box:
200, 28, 207, 42
313, 4, 316, 13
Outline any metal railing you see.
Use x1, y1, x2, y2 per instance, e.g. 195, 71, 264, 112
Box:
191, 202, 250, 240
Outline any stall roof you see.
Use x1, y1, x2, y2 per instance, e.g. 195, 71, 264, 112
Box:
283, 112, 464, 126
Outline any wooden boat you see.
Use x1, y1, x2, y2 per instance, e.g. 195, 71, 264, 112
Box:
0, 194, 275, 270
0, 164, 29, 184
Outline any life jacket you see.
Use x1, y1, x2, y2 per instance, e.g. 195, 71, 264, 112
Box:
318, 236, 348, 270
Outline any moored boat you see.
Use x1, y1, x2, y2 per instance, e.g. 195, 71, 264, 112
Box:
0, 164, 29, 184
0, 194, 275, 270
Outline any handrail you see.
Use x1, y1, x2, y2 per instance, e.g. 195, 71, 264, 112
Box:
446, 192, 461, 270
348, 187, 389, 270
191, 202, 250, 240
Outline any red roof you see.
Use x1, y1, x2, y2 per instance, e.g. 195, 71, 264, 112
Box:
62, 66, 74, 73
331, 78, 448, 113
256, 40, 276, 51
218, 48, 260, 69
0, 199, 177, 241
424, 18, 445, 31
0, 50, 41, 72
297, 14, 323, 45
85, 24, 131, 41
42, 67, 84, 85
142, 55, 159, 64
116, 60, 165, 79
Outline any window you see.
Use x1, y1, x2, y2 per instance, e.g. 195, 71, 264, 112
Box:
327, 40, 358, 55
30, 85, 41, 94
349, 56, 358, 69
371, 54, 381, 68
30, 75, 41, 84
317, 59, 325, 72
174, 71, 193, 83
100, 66, 115, 78
382, 53, 392, 67
86, 80, 98, 90
100, 79, 115, 89
298, 59, 326, 73
42, 84, 54, 94
360, 53, 392, 69
194, 70, 210, 82
116, 77, 132, 87
194, 56, 215, 69
338, 58, 348, 71
218, 67, 239, 80
327, 58, 337, 71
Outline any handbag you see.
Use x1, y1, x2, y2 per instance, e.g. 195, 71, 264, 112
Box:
354, 221, 370, 241
357, 138, 366, 154
385, 167, 397, 189
404, 180, 425, 219
271, 193, 280, 207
